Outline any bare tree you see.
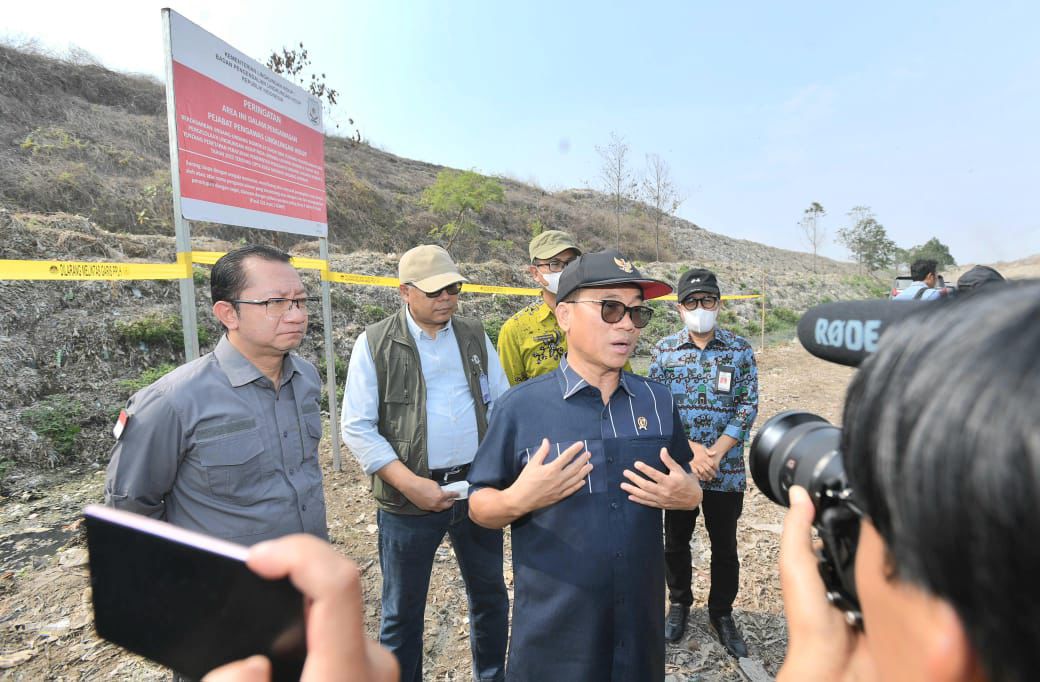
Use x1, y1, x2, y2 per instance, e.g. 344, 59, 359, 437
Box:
266, 42, 358, 139
596, 132, 636, 250
799, 201, 827, 272
641, 154, 684, 261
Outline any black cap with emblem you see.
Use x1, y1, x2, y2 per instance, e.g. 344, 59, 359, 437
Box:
677, 268, 721, 301
556, 249, 673, 302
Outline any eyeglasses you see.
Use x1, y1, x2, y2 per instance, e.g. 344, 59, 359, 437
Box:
414, 283, 462, 298
533, 258, 576, 273
231, 297, 318, 317
571, 300, 654, 329
680, 295, 719, 311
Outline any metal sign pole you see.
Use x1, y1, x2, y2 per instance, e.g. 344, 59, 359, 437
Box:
162, 8, 200, 361
319, 238, 342, 471
760, 272, 767, 352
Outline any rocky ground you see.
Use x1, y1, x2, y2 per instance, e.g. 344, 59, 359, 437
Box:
0, 341, 854, 681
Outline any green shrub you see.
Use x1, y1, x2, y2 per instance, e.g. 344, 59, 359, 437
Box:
116, 313, 212, 347
317, 355, 348, 385
483, 318, 505, 347
842, 274, 889, 299
360, 304, 387, 325
639, 300, 680, 350
21, 396, 84, 460
119, 363, 177, 393
760, 306, 800, 334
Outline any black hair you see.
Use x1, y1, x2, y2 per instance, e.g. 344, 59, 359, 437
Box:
210, 244, 292, 305
957, 265, 1006, 293
909, 258, 938, 282
841, 282, 1040, 682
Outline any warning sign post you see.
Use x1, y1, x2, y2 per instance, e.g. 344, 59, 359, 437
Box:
161, 8, 341, 467
167, 10, 327, 236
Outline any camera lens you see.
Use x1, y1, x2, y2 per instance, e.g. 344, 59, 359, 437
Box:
750, 410, 844, 507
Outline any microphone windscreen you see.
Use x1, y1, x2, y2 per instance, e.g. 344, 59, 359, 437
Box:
796, 300, 933, 367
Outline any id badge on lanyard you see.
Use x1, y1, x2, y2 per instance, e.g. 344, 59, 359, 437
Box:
715, 365, 735, 395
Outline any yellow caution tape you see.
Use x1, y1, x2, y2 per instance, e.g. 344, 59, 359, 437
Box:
0, 253, 191, 280
654, 293, 761, 302
464, 283, 542, 296
289, 256, 327, 271
0, 252, 762, 300
189, 251, 223, 265
324, 271, 400, 287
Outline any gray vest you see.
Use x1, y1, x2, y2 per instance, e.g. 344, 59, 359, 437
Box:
366, 307, 489, 515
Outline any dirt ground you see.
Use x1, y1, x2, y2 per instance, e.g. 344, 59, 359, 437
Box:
0, 341, 853, 681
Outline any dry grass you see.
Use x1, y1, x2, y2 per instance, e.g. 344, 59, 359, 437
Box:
0, 42, 862, 269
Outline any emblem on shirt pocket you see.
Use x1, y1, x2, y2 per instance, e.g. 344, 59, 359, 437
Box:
637, 416, 648, 431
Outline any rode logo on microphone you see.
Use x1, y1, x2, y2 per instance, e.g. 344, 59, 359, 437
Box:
814, 318, 881, 353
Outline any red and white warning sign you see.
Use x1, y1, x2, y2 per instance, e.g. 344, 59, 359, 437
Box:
165, 11, 327, 237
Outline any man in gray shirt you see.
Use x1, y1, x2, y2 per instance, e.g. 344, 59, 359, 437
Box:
104, 245, 327, 544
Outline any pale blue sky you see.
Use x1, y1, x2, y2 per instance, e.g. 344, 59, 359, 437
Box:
5, 1, 1039, 266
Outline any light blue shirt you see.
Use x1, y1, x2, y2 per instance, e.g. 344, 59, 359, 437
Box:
340, 306, 509, 475
892, 282, 942, 300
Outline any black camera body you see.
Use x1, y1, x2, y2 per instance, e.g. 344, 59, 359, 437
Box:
750, 410, 864, 627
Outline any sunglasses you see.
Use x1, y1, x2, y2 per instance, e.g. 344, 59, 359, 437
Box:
680, 295, 719, 310
571, 300, 654, 329
416, 283, 462, 298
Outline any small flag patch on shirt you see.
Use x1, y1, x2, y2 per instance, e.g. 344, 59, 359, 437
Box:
113, 409, 129, 439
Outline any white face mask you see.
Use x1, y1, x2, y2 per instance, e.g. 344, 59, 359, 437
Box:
542, 271, 562, 295
681, 307, 717, 333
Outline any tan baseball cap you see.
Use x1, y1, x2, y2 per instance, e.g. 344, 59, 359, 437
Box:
398, 245, 469, 293
529, 230, 580, 261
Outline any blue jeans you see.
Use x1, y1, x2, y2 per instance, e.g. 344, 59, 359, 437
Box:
378, 500, 508, 682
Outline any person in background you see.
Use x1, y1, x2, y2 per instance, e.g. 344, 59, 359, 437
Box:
956, 264, 1005, 293
496, 230, 581, 385
649, 268, 758, 657
105, 245, 327, 545
340, 245, 510, 682
892, 259, 943, 300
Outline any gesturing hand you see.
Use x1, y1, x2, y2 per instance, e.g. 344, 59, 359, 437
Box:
620, 448, 702, 510
510, 439, 592, 515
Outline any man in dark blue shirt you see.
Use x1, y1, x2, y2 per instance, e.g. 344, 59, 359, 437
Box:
469, 251, 703, 682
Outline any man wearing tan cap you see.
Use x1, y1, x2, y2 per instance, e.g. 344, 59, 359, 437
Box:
498, 230, 629, 385
340, 245, 510, 682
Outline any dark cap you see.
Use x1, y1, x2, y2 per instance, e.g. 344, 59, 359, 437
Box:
677, 268, 720, 300
556, 250, 672, 302
957, 265, 1005, 293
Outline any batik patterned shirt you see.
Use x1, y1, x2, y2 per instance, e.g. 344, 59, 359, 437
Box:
648, 327, 758, 493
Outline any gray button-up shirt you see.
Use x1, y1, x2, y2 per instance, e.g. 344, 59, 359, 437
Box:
104, 335, 328, 544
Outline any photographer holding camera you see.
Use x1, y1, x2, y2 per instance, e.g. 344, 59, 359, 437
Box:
766, 282, 1039, 682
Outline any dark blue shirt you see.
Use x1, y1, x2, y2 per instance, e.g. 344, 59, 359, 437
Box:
469, 355, 694, 682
